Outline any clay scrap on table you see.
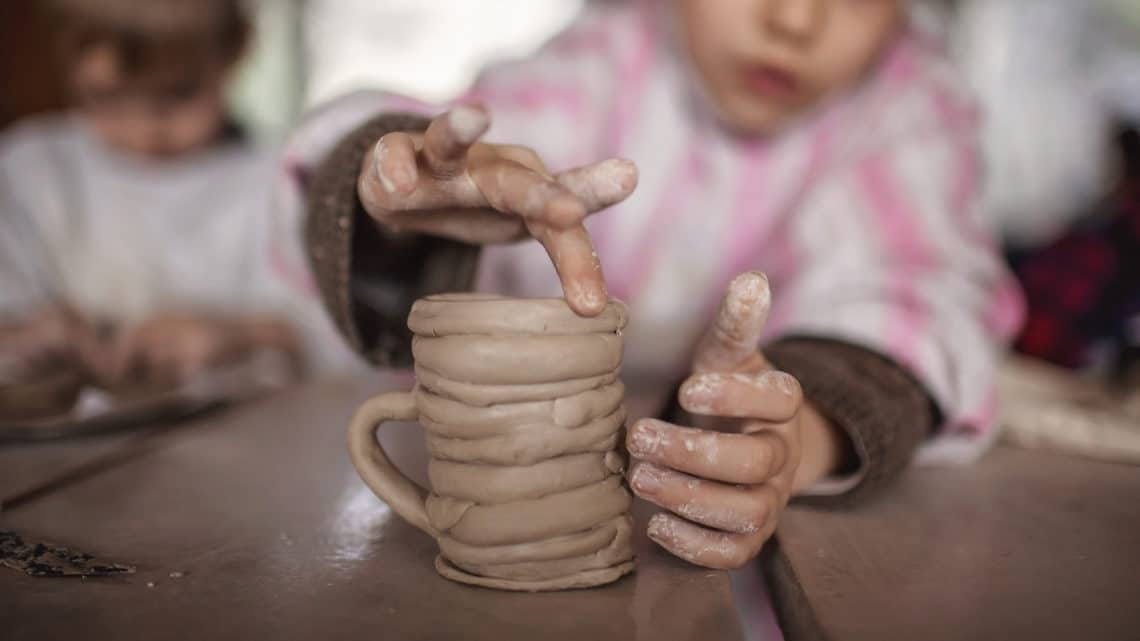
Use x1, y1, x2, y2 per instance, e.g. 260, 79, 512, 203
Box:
0, 530, 135, 577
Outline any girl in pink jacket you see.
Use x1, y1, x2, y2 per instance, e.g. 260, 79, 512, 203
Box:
286, 0, 1023, 570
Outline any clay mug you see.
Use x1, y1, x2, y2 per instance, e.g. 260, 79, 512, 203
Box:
347, 293, 636, 591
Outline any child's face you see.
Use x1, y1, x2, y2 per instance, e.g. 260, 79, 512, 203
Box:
70, 45, 231, 158
679, 0, 904, 135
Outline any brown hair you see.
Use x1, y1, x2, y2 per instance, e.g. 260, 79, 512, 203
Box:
49, 0, 250, 89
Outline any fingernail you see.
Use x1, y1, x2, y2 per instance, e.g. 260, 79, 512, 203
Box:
761, 370, 800, 397
628, 420, 663, 457
579, 286, 604, 313
727, 272, 771, 311
448, 105, 488, 144
680, 373, 721, 413
373, 141, 397, 193
565, 281, 606, 317
646, 513, 674, 542
631, 464, 663, 494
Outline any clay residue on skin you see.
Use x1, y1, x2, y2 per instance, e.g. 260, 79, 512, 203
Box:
630, 463, 664, 492
757, 370, 799, 397
647, 514, 739, 567
679, 373, 725, 414
681, 369, 801, 416
630, 419, 725, 467
448, 105, 490, 145
696, 272, 772, 371
586, 158, 639, 202
726, 271, 770, 317
628, 419, 669, 457
674, 500, 761, 535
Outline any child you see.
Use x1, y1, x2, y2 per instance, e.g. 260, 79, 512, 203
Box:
286, 0, 1024, 569
0, 0, 352, 391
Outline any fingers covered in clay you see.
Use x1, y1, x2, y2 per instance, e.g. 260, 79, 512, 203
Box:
626, 418, 788, 485
555, 159, 639, 212
629, 462, 780, 535
536, 224, 609, 316
646, 512, 773, 570
422, 105, 490, 176
693, 271, 771, 373
678, 370, 802, 422
468, 158, 586, 229
361, 108, 637, 317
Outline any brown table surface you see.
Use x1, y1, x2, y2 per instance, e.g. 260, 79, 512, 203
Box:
0, 376, 745, 641
6, 376, 1139, 641
771, 445, 1140, 641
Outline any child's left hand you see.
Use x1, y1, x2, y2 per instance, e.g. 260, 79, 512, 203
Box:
626, 272, 846, 569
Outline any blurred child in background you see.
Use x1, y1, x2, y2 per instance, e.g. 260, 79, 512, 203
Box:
288, 0, 1024, 570
0, 0, 350, 397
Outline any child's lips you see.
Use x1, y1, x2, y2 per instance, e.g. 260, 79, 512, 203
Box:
739, 63, 801, 100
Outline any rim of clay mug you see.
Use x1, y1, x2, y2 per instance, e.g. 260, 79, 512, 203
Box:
408, 294, 628, 337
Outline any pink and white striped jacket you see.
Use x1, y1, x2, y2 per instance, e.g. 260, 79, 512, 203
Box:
282, 2, 1024, 463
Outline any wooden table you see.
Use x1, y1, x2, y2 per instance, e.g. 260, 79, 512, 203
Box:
6, 376, 1138, 641
769, 446, 1140, 641
0, 377, 746, 641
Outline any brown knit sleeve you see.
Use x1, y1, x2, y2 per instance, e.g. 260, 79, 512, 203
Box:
765, 337, 935, 506
305, 113, 481, 367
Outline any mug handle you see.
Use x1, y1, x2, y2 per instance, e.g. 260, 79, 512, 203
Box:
347, 390, 436, 537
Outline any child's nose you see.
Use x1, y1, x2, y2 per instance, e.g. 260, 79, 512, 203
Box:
761, 0, 823, 43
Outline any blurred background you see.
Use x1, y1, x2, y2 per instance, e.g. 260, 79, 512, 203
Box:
2, 0, 1139, 455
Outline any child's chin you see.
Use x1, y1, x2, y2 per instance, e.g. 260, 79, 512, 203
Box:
715, 100, 801, 138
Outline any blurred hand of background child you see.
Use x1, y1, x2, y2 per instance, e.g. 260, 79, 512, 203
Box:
94, 313, 299, 388
0, 308, 97, 373
357, 106, 638, 316
626, 272, 848, 569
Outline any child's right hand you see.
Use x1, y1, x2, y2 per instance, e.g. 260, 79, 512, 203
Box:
357, 105, 638, 316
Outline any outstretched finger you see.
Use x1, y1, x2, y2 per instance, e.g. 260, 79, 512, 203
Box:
555, 158, 639, 213
646, 513, 771, 570
626, 418, 788, 485
468, 158, 586, 228
679, 370, 802, 422
535, 224, 609, 317
693, 271, 771, 373
422, 105, 490, 177
629, 462, 782, 535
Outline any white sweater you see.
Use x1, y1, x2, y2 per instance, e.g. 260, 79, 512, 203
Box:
0, 115, 357, 374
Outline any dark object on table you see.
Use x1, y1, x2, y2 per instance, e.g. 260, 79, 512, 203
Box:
0, 530, 134, 577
